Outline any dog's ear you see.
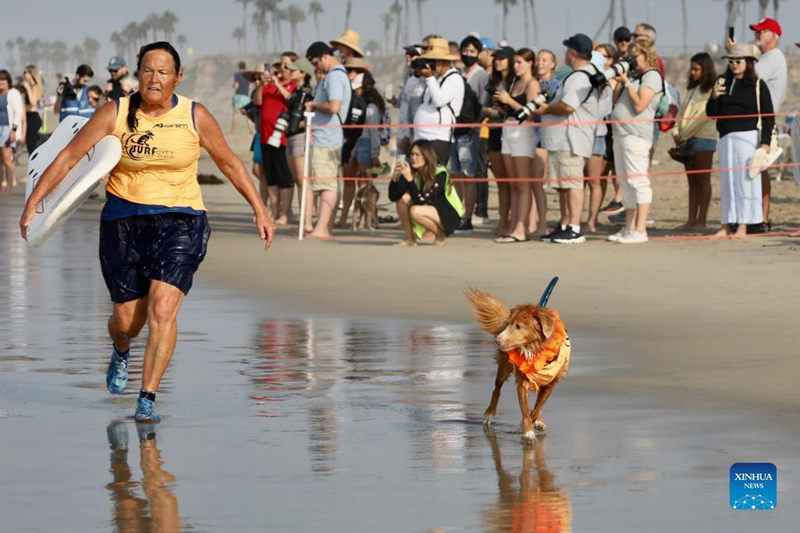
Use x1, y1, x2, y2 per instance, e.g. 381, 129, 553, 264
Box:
535, 307, 556, 340
465, 288, 510, 336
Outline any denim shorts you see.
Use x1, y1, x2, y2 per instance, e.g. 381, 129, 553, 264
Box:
686, 137, 717, 152
99, 213, 210, 302
447, 132, 478, 177
592, 135, 606, 157
353, 136, 372, 166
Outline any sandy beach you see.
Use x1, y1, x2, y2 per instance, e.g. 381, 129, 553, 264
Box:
2, 132, 799, 530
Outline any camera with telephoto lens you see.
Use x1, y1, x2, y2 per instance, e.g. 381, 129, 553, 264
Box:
514, 93, 548, 123
61, 77, 77, 100
267, 112, 290, 148
604, 56, 636, 80
411, 58, 435, 73
286, 87, 313, 136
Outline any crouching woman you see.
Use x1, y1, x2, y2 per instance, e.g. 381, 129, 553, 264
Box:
389, 139, 463, 246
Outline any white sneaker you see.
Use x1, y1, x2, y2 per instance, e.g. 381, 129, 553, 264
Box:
617, 230, 648, 244
606, 228, 629, 242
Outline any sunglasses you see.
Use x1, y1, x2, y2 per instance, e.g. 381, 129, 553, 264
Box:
280, 63, 291, 69
727, 58, 745, 65
88, 96, 100, 102
108, 68, 120, 74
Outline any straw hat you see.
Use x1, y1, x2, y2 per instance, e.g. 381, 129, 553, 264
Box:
722, 42, 760, 61
418, 37, 459, 61
344, 56, 369, 71
241, 63, 266, 82
331, 29, 364, 57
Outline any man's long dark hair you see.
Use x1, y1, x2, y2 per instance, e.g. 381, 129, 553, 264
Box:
687, 52, 717, 92
127, 42, 182, 131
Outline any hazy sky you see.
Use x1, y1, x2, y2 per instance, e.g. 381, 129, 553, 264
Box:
3, 0, 799, 69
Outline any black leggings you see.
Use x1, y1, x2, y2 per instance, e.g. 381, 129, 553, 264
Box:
25, 112, 42, 154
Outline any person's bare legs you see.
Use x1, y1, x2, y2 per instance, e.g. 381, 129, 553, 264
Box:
695, 151, 713, 229
490, 151, 509, 235
632, 203, 650, 235
266, 185, 279, 219
276, 187, 292, 224
410, 204, 446, 244
108, 298, 149, 353
584, 154, 604, 233
461, 178, 477, 222
531, 148, 547, 236
0, 147, 15, 188
761, 169, 771, 226
252, 162, 268, 207
499, 156, 532, 241
141, 281, 185, 393
337, 159, 357, 227
567, 187, 584, 230
310, 189, 338, 237
395, 193, 417, 245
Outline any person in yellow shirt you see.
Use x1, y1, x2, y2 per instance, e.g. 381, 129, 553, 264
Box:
671, 52, 718, 231
20, 41, 275, 423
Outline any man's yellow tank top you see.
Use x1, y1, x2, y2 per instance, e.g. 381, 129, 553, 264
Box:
107, 94, 205, 211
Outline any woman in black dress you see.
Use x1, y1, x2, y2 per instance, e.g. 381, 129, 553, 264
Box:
389, 139, 461, 246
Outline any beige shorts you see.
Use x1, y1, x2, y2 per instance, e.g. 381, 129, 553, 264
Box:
547, 150, 585, 189
310, 146, 341, 193
286, 133, 305, 158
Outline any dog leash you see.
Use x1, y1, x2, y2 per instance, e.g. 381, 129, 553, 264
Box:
538, 276, 559, 307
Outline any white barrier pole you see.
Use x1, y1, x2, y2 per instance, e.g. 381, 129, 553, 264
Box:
298, 111, 315, 241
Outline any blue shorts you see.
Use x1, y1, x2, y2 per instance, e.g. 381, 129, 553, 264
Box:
252, 132, 262, 163
592, 136, 606, 157
447, 132, 478, 177
99, 213, 211, 303
353, 136, 372, 166
686, 137, 717, 152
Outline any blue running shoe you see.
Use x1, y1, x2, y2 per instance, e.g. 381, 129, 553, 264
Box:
106, 346, 128, 394
135, 397, 161, 423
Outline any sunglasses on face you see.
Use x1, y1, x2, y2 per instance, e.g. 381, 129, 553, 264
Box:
88, 96, 100, 102
728, 58, 745, 65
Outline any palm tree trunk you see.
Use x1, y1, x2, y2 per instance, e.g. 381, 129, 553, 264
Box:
724, 0, 739, 44
404, 0, 410, 45
530, 0, 540, 47
681, 0, 688, 56
314, 15, 320, 40
417, 1, 423, 38
242, 5, 247, 52
523, 0, 530, 45
502, 1, 509, 40
345, 0, 352, 30
620, 0, 627, 27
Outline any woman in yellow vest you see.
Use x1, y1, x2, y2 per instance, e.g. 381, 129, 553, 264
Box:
20, 42, 275, 422
388, 139, 463, 246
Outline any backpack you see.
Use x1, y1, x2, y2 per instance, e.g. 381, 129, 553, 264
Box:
648, 70, 680, 131
342, 91, 367, 143
559, 65, 604, 106
438, 71, 481, 137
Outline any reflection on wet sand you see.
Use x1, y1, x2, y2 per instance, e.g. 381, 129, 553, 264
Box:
106, 421, 180, 532
483, 431, 572, 533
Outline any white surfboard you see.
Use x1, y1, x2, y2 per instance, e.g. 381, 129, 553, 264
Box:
25, 116, 122, 248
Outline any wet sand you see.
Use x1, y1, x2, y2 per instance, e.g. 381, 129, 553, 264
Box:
2, 148, 800, 530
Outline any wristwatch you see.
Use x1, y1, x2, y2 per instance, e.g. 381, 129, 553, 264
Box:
11, 126, 17, 131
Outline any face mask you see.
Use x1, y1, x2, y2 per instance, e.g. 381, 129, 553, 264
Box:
461, 54, 479, 68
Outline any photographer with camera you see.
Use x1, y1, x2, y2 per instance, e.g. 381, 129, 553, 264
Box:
412, 38, 465, 166
607, 37, 664, 244
55, 64, 95, 122
397, 44, 426, 156
254, 52, 298, 225
534, 34, 600, 245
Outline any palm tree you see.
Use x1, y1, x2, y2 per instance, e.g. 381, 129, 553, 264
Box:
122, 22, 140, 60
345, 0, 352, 30
391, 0, 403, 51
70, 44, 84, 67
233, 26, 246, 52
308, 1, 324, 39
494, 0, 517, 41
285, 4, 306, 52
110, 32, 126, 56
274, 7, 288, 51
522, 0, 530, 45
82, 37, 100, 67
403, 0, 410, 45
177, 34, 188, 52
253, 0, 271, 52
5, 40, 15, 71
235, 0, 252, 51
620, 0, 627, 26
415, 0, 426, 37
160, 10, 179, 42
528, 0, 540, 47
382, 11, 393, 54
365, 39, 380, 56
144, 13, 160, 42
594, 0, 617, 42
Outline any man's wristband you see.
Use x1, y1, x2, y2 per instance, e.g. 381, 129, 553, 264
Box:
11, 126, 17, 131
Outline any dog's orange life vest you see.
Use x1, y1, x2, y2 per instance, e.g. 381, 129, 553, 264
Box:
506, 310, 569, 383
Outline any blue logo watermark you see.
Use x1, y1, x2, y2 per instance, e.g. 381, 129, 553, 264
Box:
730, 463, 777, 510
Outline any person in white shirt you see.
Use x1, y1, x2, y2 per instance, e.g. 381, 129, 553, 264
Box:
412, 38, 464, 165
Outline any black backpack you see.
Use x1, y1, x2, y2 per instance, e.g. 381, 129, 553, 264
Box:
342, 91, 367, 143
439, 71, 481, 137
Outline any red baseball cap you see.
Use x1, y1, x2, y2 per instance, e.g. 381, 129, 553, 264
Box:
750, 17, 782, 36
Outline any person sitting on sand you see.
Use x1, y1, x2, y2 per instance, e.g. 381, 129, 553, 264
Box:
389, 139, 462, 246
20, 41, 275, 423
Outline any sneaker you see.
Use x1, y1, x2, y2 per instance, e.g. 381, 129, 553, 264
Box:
106, 346, 128, 394
606, 228, 629, 242
608, 212, 626, 225
646, 213, 655, 227
135, 397, 161, 423
456, 218, 473, 231
617, 230, 648, 244
540, 227, 566, 243
601, 200, 624, 214
552, 228, 586, 244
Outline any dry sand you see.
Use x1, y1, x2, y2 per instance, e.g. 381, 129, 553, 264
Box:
193, 130, 800, 426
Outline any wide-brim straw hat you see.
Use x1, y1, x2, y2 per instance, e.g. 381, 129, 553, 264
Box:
722, 42, 760, 61
418, 37, 459, 62
331, 29, 364, 57
241, 63, 266, 81
344, 56, 369, 71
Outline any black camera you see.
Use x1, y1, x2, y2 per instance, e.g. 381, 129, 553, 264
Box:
61, 77, 77, 100
411, 58, 435, 72
605, 56, 637, 79
286, 87, 313, 136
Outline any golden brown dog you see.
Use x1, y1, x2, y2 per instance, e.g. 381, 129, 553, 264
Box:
351, 179, 380, 231
467, 288, 571, 442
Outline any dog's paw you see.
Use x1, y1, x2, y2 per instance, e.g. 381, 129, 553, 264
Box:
534, 420, 548, 432
483, 414, 495, 427
522, 430, 536, 443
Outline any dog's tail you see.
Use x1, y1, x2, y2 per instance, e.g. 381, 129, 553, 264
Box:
465, 288, 510, 336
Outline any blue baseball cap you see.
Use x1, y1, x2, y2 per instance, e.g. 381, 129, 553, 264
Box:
563, 33, 594, 56
480, 37, 495, 51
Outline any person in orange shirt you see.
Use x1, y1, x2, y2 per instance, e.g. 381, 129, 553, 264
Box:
20, 41, 275, 423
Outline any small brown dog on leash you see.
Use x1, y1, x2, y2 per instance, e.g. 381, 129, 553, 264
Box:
352, 178, 380, 231
466, 288, 571, 442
